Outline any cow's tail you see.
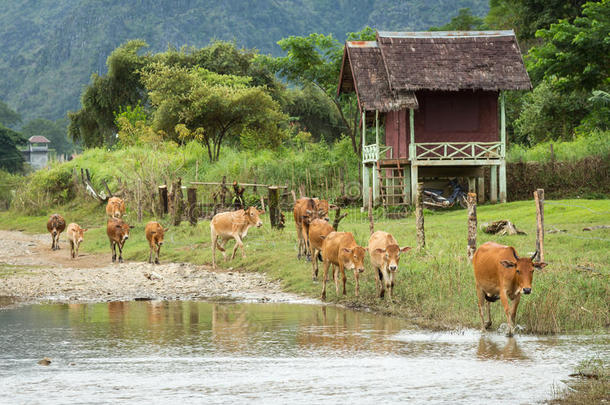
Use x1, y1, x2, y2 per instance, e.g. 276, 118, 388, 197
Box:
215, 240, 225, 252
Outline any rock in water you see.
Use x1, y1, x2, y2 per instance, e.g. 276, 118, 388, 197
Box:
38, 357, 51, 366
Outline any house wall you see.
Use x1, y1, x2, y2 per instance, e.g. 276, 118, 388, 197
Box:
384, 90, 499, 159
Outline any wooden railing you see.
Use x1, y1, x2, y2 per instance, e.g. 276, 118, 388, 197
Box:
363, 144, 393, 163
413, 142, 502, 160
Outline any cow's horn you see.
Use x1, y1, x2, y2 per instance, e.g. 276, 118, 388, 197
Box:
512, 249, 520, 261
531, 250, 539, 261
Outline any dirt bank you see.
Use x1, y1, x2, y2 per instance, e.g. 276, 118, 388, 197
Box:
0, 230, 306, 306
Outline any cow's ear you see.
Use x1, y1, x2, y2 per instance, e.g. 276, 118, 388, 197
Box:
342, 247, 352, 253
258, 209, 265, 215
129, 225, 135, 229
83, 228, 88, 232
319, 235, 326, 240
329, 204, 338, 210
400, 246, 412, 253
163, 227, 170, 232
500, 260, 516, 268
374, 248, 386, 254
533, 262, 548, 269
305, 209, 313, 215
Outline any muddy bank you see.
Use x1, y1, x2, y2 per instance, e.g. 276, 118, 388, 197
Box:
0, 230, 307, 306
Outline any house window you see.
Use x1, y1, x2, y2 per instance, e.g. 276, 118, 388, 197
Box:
424, 92, 480, 132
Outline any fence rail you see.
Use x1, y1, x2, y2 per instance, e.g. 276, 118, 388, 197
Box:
414, 142, 502, 160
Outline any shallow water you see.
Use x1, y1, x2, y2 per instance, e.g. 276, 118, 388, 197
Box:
0, 301, 607, 404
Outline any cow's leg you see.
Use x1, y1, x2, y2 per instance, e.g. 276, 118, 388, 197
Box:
230, 235, 243, 261
476, 286, 489, 331
334, 264, 341, 295
118, 242, 124, 263
75, 241, 80, 259
155, 245, 161, 265
51, 235, 55, 250
148, 244, 153, 264
296, 224, 303, 259
509, 293, 521, 328
341, 265, 347, 296
499, 290, 513, 337
311, 248, 318, 281
321, 260, 330, 300
388, 271, 395, 301
303, 225, 312, 261
211, 228, 218, 269
374, 267, 382, 297
485, 300, 492, 329
353, 269, 360, 297
55, 234, 60, 250
69, 240, 74, 259
111, 241, 116, 263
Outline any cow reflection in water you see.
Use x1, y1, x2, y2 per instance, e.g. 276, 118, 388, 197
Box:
476, 336, 528, 361
295, 306, 403, 353
212, 304, 250, 352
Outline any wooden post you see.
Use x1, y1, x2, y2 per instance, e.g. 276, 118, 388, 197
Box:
499, 92, 507, 203
490, 166, 498, 204
477, 177, 485, 203
187, 187, 197, 226
467, 192, 477, 261
268, 186, 280, 229
409, 108, 417, 205
534, 188, 545, 262
172, 178, 183, 226
368, 186, 374, 235
415, 182, 425, 250
260, 196, 266, 212
332, 207, 348, 231
468, 177, 476, 193
158, 185, 168, 215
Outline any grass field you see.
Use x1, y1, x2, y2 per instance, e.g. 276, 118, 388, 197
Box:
1, 198, 608, 334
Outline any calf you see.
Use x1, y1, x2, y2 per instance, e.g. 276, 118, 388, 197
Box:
293, 197, 334, 260
106, 197, 126, 218
46, 214, 66, 251
308, 219, 335, 281
145, 221, 168, 264
368, 231, 412, 300
320, 232, 366, 300
211, 206, 264, 269
473, 242, 547, 337
66, 223, 88, 259
106, 218, 133, 263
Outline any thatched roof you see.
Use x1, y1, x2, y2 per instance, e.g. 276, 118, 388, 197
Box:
28, 136, 50, 143
338, 30, 531, 112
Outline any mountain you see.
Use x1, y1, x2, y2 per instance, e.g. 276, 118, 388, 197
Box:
0, 0, 488, 122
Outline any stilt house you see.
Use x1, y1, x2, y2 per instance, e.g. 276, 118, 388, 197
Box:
337, 30, 531, 207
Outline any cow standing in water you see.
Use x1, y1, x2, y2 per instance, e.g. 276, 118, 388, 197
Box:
210, 207, 264, 269
106, 197, 125, 218
320, 231, 366, 300
368, 231, 411, 300
473, 242, 547, 337
46, 214, 66, 251
106, 218, 133, 263
66, 223, 88, 259
145, 221, 167, 264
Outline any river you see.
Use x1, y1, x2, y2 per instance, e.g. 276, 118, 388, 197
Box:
0, 301, 607, 404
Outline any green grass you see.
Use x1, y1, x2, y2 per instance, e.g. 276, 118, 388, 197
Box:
0, 264, 39, 278
1, 198, 608, 334
507, 130, 610, 163
550, 359, 609, 404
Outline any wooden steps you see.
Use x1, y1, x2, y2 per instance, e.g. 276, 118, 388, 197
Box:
376, 160, 410, 209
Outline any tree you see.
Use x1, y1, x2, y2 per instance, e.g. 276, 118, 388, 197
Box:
429, 8, 486, 30
21, 118, 74, 156
0, 124, 26, 173
515, 0, 609, 141
0, 100, 21, 128
142, 64, 287, 161
261, 27, 377, 155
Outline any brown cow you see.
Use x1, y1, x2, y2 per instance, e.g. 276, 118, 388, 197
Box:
145, 221, 168, 264
66, 223, 88, 259
308, 219, 335, 281
320, 232, 366, 300
46, 214, 66, 251
473, 242, 547, 337
106, 218, 133, 263
293, 197, 334, 260
211, 206, 264, 269
368, 231, 412, 300
105, 197, 126, 218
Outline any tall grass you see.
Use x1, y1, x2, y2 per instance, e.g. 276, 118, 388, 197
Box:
508, 130, 610, 163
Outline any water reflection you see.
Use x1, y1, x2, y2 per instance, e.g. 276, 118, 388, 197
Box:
476, 337, 528, 361
0, 301, 607, 404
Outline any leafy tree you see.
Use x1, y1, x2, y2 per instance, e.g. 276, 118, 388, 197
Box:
21, 118, 74, 156
261, 27, 377, 154
430, 8, 486, 30
0, 124, 26, 173
487, 0, 598, 43
142, 64, 287, 161
0, 100, 21, 128
285, 85, 344, 142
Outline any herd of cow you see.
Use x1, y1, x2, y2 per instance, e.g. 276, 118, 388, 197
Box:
45, 195, 547, 337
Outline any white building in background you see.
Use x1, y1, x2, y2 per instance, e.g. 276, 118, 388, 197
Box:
22, 135, 50, 170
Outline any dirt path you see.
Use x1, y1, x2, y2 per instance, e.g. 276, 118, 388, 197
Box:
0, 230, 307, 305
